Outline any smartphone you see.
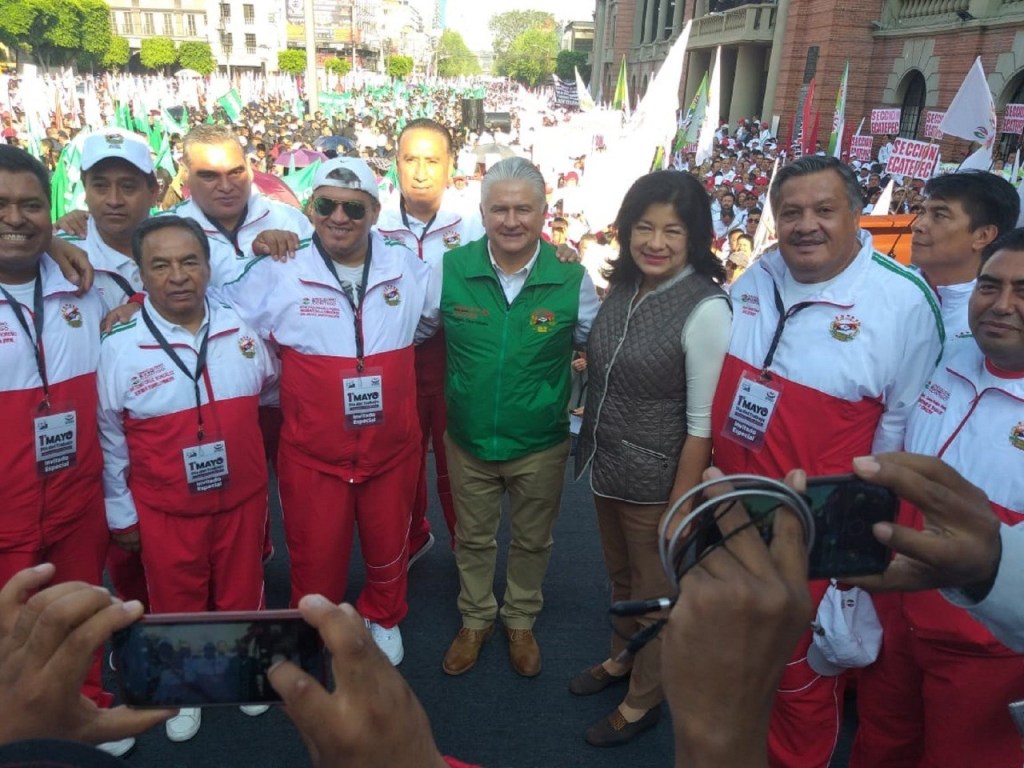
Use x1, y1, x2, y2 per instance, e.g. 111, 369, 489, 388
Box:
111, 610, 328, 708
694, 474, 898, 579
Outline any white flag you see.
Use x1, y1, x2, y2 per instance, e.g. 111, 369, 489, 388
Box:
752, 157, 780, 258
870, 178, 895, 216
575, 67, 595, 112
695, 46, 722, 167
939, 57, 996, 171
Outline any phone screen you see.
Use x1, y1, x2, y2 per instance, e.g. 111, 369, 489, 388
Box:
111, 611, 327, 708
695, 475, 897, 579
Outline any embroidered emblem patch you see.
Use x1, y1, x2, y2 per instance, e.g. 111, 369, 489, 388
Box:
61, 304, 83, 328
238, 335, 256, 358
829, 314, 860, 342
1011, 422, 1024, 451
442, 230, 462, 250
383, 285, 401, 306
530, 309, 555, 333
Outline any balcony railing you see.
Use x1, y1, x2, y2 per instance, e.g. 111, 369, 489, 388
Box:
688, 4, 777, 48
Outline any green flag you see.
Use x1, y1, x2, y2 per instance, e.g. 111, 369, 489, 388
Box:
612, 56, 629, 113
827, 60, 849, 159
162, 107, 189, 136
218, 89, 243, 123
154, 134, 177, 177
283, 160, 321, 208
675, 72, 709, 151
115, 102, 133, 131
50, 139, 85, 221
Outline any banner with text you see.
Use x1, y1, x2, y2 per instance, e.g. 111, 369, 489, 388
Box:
1003, 103, 1024, 134
923, 111, 944, 140
552, 77, 579, 108
849, 134, 874, 162
871, 108, 901, 135
885, 137, 940, 179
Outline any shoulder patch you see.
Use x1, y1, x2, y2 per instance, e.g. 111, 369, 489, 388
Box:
101, 319, 137, 341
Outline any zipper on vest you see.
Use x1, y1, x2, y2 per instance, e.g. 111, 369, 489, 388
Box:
494, 308, 510, 456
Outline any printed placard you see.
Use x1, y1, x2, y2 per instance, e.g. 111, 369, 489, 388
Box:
885, 138, 940, 179
871, 109, 901, 135
849, 134, 874, 162
1003, 104, 1024, 135
923, 111, 945, 140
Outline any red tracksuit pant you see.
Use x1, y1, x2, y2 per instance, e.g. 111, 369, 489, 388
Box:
410, 389, 456, 551
279, 450, 416, 627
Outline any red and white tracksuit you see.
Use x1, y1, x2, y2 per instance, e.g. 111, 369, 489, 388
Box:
851, 342, 1024, 768
0, 254, 109, 706
220, 231, 440, 625
97, 299, 278, 614
377, 207, 484, 550
58, 220, 150, 606
711, 233, 944, 768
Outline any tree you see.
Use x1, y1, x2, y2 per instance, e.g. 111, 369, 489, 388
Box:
324, 57, 351, 76
277, 48, 305, 76
139, 36, 177, 73
385, 53, 413, 79
101, 35, 129, 69
436, 29, 480, 78
498, 27, 558, 87
0, 0, 118, 70
177, 41, 216, 75
76, 0, 113, 70
488, 10, 556, 57
555, 49, 590, 82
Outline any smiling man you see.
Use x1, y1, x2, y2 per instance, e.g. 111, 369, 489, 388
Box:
440, 157, 599, 678
219, 157, 441, 668
710, 156, 943, 767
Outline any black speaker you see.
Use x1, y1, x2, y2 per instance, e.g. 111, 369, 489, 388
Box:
461, 98, 484, 131
483, 112, 511, 134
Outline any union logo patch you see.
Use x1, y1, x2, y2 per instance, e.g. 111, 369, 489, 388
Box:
238, 335, 256, 358
829, 314, 860, 342
442, 230, 462, 250
530, 309, 555, 333
383, 285, 401, 306
60, 304, 82, 328
1010, 422, 1024, 451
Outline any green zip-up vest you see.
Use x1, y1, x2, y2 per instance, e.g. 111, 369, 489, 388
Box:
442, 236, 584, 462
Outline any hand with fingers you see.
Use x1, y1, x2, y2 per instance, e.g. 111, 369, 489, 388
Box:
252, 229, 301, 262
847, 453, 1002, 597
268, 596, 449, 768
0, 564, 175, 747
663, 466, 813, 768
100, 301, 141, 334
48, 235, 95, 294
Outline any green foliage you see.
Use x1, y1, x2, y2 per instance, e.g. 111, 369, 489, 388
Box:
488, 10, 556, 57
101, 35, 129, 69
497, 27, 558, 87
177, 41, 216, 75
324, 57, 351, 76
385, 53, 413, 79
77, 0, 112, 62
277, 48, 306, 76
139, 36, 177, 72
555, 49, 589, 82
436, 29, 480, 78
0, 0, 120, 70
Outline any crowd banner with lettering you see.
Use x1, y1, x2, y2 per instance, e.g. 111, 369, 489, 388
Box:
552, 76, 579, 108
923, 111, 944, 140
885, 137, 940, 179
849, 134, 874, 162
871, 108, 901, 135
1003, 104, 1024, 135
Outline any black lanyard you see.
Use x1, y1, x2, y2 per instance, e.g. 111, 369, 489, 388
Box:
105, 270, 136, 300
141, 303, 211, 440
210, 204, 249, 258
313, 234, 373, 371
0, 273, 50, 409
400, 198, 438, 259
760, 283, 815, 379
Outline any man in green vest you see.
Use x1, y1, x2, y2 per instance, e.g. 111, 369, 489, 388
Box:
440, 157, 600, 678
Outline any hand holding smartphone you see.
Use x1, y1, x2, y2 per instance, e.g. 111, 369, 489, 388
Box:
111, 610, 328, 708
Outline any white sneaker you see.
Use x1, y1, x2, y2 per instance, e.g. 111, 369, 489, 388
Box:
240, 704, 270, 716
97, 737, 135, 758
407, 532, 435, 570
366, 619, 404, 665
166, 707, 201, 742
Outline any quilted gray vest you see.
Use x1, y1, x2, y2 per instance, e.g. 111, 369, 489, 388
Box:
574, 268, 725, 503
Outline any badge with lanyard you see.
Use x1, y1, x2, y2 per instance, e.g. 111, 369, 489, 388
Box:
314, 234, 386, 429
141, 305, 230, 493
0, 276, 80, 475
721, 285, 814, 452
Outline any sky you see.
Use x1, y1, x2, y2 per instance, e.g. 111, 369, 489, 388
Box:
441, 0, 596, 51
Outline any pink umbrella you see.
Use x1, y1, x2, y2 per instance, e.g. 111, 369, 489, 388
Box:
274, 148, 327, 168
252, 171, 302, 209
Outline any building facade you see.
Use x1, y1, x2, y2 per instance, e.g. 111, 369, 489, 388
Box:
211, 0, 288, 74
591, 0, 1024, 161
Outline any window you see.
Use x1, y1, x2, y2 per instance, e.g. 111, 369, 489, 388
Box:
109, 10, 117, 33
245, 33, 256, 54
186, 13, 197, 36
122, 11, 135, 35
244, 4, 255, 24
143, 12, 155, 35
223, 33, 233, 53
163, 12, 173, 35
899, 70, 926, 139
220, 3, 230, 19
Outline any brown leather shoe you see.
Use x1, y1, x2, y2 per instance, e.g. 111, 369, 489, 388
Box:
568, 663, 631, 696
584, 704, 662, 747
505, 627, 541, 677
442, 625, 494, 676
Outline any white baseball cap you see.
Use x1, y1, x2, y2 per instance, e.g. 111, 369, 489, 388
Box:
81, 129, 154, 174
311, 157, 379, 201
806, 584, 882, 677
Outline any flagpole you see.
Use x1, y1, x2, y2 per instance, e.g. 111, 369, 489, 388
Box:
304, 0, 318, 115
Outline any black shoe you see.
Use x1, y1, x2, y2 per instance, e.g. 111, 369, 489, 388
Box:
568, 664, 630, 696
584, 704, 661, 747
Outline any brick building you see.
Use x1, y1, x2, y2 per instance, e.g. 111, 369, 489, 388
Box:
591, 0, 1024, 161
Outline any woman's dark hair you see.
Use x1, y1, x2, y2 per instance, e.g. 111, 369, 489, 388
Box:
603, 170, 724, 285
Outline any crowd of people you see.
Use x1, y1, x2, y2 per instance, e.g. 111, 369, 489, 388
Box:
1, 70, 1023, 768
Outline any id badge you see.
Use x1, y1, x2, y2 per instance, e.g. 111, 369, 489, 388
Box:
182, 440, 230, 493
342, 368, 384, 429
34, 407, 78, 475
720, 371, 783, 452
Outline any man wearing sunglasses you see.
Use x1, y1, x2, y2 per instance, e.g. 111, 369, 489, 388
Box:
219, 157, 441, 668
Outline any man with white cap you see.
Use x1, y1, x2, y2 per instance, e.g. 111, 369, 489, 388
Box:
219, 157, 441, 666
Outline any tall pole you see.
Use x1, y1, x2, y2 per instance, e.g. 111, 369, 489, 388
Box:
304, 0, 318, 114
351, 2, 357, 71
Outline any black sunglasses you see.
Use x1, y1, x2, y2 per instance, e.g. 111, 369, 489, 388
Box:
313, 197, 367, 220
